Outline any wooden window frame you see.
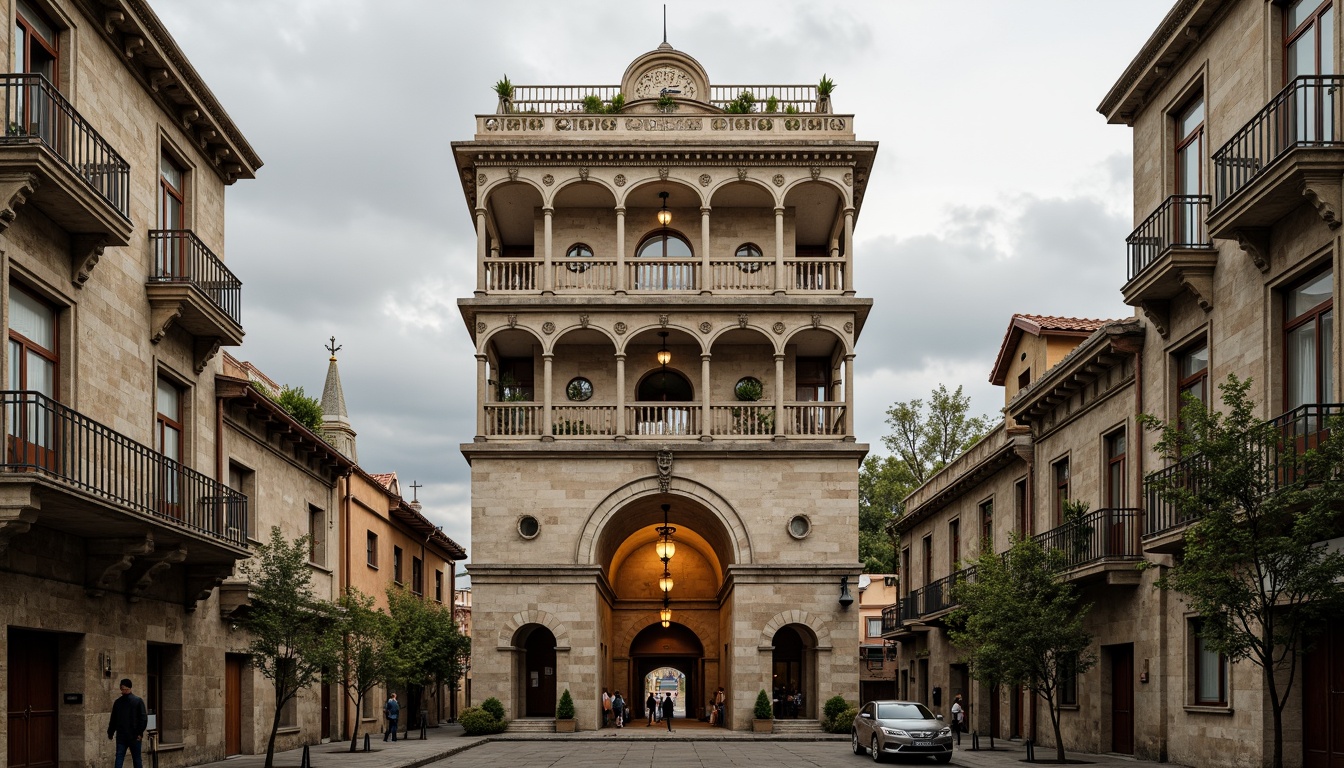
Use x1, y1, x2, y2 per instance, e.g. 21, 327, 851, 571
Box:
979, 498, 994, 549
1174, 95, 1205, 196
366, 531, 378, 568
1052, 457, 1070, 526
921, 535, 932, 586
1285, 0, 1334, 82
1283, 266, 1334, 410
949, 518, 961, 568
15, 1, 59, 84
393, 545, 403, 585
1176, 341, 1209, 429
1192, 618, 1228, 706
1105, 429, 1128, 509
412, 555, 424, 596
1014, 477, 1030, 538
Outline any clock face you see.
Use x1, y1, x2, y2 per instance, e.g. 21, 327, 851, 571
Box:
567, 377, 593, 401
634, 67, 698, 100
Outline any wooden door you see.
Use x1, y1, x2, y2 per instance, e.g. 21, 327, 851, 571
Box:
1304, 620, 1344, 768
523, 628, 557, 717
1111, 645, 1134, 754
6, 629, 58, 768
225, 655, 243, 756
1009, 684, 1021, 739
989, 685, 1001, 738
320, 681, 331, 739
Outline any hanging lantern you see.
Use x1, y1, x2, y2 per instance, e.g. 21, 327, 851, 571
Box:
659, 572, 674, 593
657, 191, 672, 226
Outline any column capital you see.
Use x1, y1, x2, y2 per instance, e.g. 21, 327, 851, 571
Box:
774, 353, 786, 362
475, 207, 488, 217
700, 206, 712, 215
844, 353, 856, 362
615, 206, 626, 215
542, 353, 555, 361
543, 206, 555, 216
475, 353, 488, 361
843, 206, 856, 216
701, 353, 712, 361
774, 207, 786, 216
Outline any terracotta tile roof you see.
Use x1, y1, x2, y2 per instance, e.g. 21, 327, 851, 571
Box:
369, 473, 397, 489
990, 314, 1120, 386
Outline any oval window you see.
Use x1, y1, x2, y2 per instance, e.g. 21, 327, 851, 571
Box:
566, 377, 593, 401
788, 515, 811, 539
518, 515, 540, 539
735, 243, 764, 273
734, 376, 764, 401
565, 243, 594, 273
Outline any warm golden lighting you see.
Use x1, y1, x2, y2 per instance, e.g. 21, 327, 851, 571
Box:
660, 605, 672, 627
659, 574, 674, 592
657, 191, 671, 226
655, 539, 676, 560
656, 348, 671, 365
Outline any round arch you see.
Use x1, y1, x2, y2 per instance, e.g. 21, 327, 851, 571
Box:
615, 325, 706, 357
706, 177, 780, 208
549, 176, 619, 207
548, 324, 619, 354
479, 177, 547, 208
499, 609, 572, 650
705, 324, 780, 355
779, 176, 851, 207
760, 611, 831, 650
779, 326, 853, 357
575, 477, 754, 567
620, 176, 705, 210
476, 324, 546, 356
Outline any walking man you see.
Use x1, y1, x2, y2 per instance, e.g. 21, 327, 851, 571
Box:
383, 692, 400, 742
661, 692, 675, 732
646, 692, 658, 725
950, 694, 964, 745
714, 687, 726, 727
602, 688, 611, 727
107, 678, 148, 768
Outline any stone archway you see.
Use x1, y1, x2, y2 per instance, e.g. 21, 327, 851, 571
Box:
628, 622, 704, 722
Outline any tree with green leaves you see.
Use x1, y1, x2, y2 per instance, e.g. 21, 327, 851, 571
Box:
383, 585, 467, 735
236, 528, 341, 768
858, 385, 991, 572
949, 536, 1095, 764
335, 588, 392, 752
1141, 375, 1344, 768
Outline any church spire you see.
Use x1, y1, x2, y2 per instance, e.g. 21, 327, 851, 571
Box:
320, 337, 357, 461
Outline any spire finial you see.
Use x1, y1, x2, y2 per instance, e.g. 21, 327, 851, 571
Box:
325, 336, 342, 361
409, 480, 422, 502
662, 4, 667, 44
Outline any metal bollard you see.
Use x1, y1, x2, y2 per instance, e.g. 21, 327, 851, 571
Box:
299, 744, 310, 768
970, 731, 979, 751
363, 733, 371, 752
990, 733, 995, 750
1025, 739, 1034, 761
420, 712, 428, 740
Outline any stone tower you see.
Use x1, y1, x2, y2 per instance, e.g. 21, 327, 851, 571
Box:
320, 346, 358, 462
453, 43, 876, 730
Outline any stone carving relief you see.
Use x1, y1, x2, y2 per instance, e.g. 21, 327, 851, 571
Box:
507, 314, 518, 328
614, 174, 627, 187
477, 322, 487, 334
737, 168, 748, 182
633, 66, 698, 100
542, 174, 554, 186
772, 174, 785, 187
656, 448, 674, 493
810, 166, 821, 181
477, 173, 487, 186
542, 322, 556, 335
738, 313, 749, 329
699, 174, 711, 187
772, 322, 786, 335
578, 167, 589, 182
844, 172, 853, 186
843, 321, 854, 334
614, 322, 628, 335
699, 322, 712, 334
580, 314, 590, 328
811, 314, 821, 328
659, 314, 669, 327
658, 167, 670, 181
507, 168, 518, 181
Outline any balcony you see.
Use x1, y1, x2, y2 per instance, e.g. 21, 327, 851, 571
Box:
1033, 508, 1143, 585
482, 254, 845, 295
0, 74, 132, 257
483, 401, 848, 440
1209, 76, 1344, 239
0, 391, 248, 606
1143, 403, 1342, 553
1122, 196, 1218, 328
146, 230, 245, 367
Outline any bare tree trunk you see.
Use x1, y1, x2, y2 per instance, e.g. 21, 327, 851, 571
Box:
264, 691, 284, 768
348, 691, 362, 752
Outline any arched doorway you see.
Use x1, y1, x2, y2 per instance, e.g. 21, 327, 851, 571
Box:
630, 622, 703, 722
771, 624, 816, 719
516, 625, 557, 717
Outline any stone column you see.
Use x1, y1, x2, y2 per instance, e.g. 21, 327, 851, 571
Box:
542, 353, 554, 442
701, 353, 712, 441
843, 354, 855, 440
774, 353, 786, 438
615, 353, 627, 439
700, 206, 712, 294
615, 206, 626, 294
843, 207, 855, 295
475, 208, 487, 296
476, 354, 488, 440
543, 206, 555, 294
774, 206, 786, 295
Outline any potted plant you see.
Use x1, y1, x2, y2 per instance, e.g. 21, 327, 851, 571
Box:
816, 74, 836, 113
494, 75, 514, 114
753, 689, 773, 733
555, 689, 577, 732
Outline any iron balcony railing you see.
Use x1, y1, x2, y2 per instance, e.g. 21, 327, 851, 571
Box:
1144, 403, 1343, 538
148, 230, 243, 326
1, 390, 247, 547
1034, 508, 1143, 570
881, 601, 904, 634
909, 566, 975, 618
0, 73, 130, 217
1125, 195, 1213, 282
1213, 75, 1344, 205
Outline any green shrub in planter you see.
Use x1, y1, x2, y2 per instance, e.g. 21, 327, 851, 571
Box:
826, 705, 859, 733
823, 695, 849, 726
481, 697, 506, 722
459, 707, 498, 736
557, 689, 576, 719
754, 689, 773, 719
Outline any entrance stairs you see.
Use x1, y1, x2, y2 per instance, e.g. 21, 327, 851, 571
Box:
770, 719, 826, 734
505, 718, 555, 733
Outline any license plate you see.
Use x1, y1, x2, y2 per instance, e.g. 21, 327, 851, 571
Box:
914, 741, 933, 747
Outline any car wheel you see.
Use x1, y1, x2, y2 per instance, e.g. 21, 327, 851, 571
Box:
871, 734, 885, 763
935, 753, 952, 764
852, 730, 865, 755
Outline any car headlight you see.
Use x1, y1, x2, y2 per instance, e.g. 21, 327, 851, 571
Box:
881, 728, 909, 737
939, 727, 952, 737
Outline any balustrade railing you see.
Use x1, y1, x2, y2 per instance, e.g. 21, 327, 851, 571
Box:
708, 259, 773, 291
628, 260, 699, 291
1144, 403, 1342, 537
0, 73, 130, 217
553, 260, 618, 291
501, 84, 821, 114
788, 258, 844, 291
1034, 508, 1143, 570
1125, 195, 1213, 282
708, 403, 775, 436
485, 404, 542, 436
1213, 75, 1344, 204
785, 403, 846, 436
484, 260, 541, 292
550, 405, 618, 436
628, 404, 698, 436
148, 230, 243, 326
1, 390, 246, 546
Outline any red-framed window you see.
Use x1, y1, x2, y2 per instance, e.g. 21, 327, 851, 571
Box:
1284, 267, 1334, 410
1105, 430, 1128, 508
1052, 457, 1070, 526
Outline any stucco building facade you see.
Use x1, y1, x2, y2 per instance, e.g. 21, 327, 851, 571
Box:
454, 44, 874, 730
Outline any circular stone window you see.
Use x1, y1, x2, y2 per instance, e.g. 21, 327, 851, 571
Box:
787, 514, 812, 540
566, 377, 593, 401
734, 376, 764, 402
517, 515, 540, 539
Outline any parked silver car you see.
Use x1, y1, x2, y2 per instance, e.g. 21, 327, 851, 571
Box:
851, 700, 953, 763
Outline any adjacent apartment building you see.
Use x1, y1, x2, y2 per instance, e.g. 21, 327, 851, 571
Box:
885, 1, 1343, 766
454, 42, 875, 729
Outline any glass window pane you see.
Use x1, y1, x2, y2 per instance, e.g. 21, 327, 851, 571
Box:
26, 351, 52, 397
1289, 269, 1333, 318
664, 234, 692, 258
1289, 0, 1329, 33
161, 426, 180, 461
160, 155, 182, 190
8, 340, 20, 390
157, 378, 179, 419
1289, 32, 1317, 79
1323, 8, 1336, 76
1323, 309, 1334, 400
17, 2, 56, 48
1180, 344, 1209, 379
1178, 140, 1203, 196
1197, 636, 1222, 702
1287, 320, 1318, 409
1178, 97, 1204, 139
9, 286, 54, 348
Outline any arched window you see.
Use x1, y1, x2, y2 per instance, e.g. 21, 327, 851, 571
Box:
635, 369, 694, 436
565, 243, 594, 273
735, 242, 764, 272
634, 232, 694, 290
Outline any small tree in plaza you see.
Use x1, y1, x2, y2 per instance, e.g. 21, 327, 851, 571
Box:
236, 528, 341, 768
949, 536, 1095, 764
1141, 375, 1344, 768
335, 587, 392, 752
384, 585, 468, 734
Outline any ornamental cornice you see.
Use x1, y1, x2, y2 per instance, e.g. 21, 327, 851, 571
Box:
469, 150, 864, 167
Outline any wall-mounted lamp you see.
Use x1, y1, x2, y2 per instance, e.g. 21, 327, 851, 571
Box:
657, 191, 672, 226
838, 575, 854, 609
100, 651, 112, 677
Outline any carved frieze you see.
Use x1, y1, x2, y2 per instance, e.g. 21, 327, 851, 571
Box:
632, 67, 698, 100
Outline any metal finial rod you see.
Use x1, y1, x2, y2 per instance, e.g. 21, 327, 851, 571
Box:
409, 480, 423, 502
663, 4, 667, 44
325, 336, 343, 358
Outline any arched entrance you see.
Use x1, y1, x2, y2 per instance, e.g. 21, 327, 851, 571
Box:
630, 622, 703, 721
515, 625, 557, 717
771, 624, 817, 719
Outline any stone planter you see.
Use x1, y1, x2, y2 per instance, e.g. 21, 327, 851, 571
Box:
555, 718, 576, 733
752, 718, 773, 733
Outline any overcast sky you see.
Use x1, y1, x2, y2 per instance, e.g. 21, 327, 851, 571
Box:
151, 0, 1173, 569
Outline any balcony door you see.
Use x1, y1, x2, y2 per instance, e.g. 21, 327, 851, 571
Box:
156, 377, 184, 519
1284, 269, 1334, 466
1286, 0, 1336, 144
7, 285, 57, 471
156, 154, 186, 278
13, 1, 59, 144
634, 232, 694, 290
1174, 97, 1205, 245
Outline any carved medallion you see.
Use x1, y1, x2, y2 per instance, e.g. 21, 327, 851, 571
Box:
737, 167, 748, 182
542, 322, 555, 335
633, 66, 698, 100
542, 174, 554, 186
578, 167, 589, 182
810, 166, 822, 181
843, 321, 854, 334
699, 173, 711, 187
772, 322, 786, 335
476, 322, 487, 334
738, 313, 749, 329
844, 172, 853, 186
614, 173, 627, 187
477, 173, 487, 186
772, 174, 785, 187
699, 322, 712, 334
656, 448, 674, 493
614, 322, 628, 335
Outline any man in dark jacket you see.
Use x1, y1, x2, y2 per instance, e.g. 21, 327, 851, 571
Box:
383, 693, 400, 742
107, 678, 148, 768
661, 692, 675, 732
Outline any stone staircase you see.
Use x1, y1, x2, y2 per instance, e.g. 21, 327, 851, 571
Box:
505, 717, 555, 733
770, 719, 826, 734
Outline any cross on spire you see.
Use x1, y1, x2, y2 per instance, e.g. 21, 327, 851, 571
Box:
325, 336, 342, 360
409, 480, 423, 502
